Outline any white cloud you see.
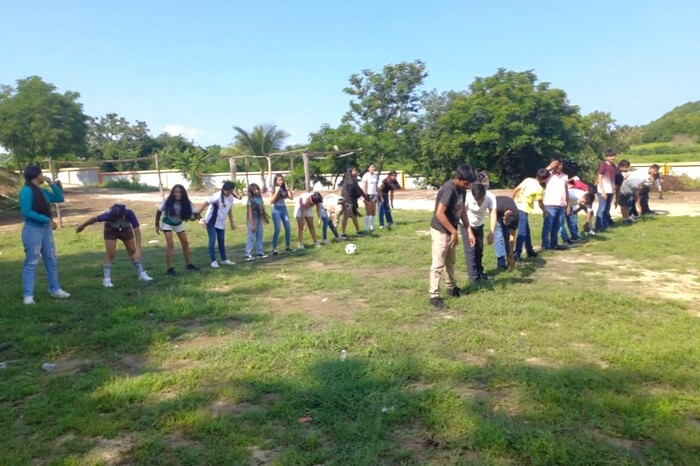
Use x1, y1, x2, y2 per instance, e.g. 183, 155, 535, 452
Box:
164, 124, 204, 142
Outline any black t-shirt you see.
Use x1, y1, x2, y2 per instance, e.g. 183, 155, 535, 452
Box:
430, 180, 464, 234
496, 196, 520, 227
379, 178, 400, 196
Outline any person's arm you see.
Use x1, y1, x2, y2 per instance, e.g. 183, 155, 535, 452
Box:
511, 183, 523, 199
435, 202, 459, 248
269, 186, 280, 204
46, 179, 64, 203
565, 190, 571, 215
596, 173, 607, 200
19, 188, 52, 224
467, 225, 476, 247
155, 209, 162, 235
657, 179, 663, 199
286, 186, 294, 200
197, 201, 209, 215
390, 189, 395, 209
487, 199, 497, 245
76, 216, 98, 233
507, 231, 516, 267
228, 207, 235, 230
247, 204, 254, 233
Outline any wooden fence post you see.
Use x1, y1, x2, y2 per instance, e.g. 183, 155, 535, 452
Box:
302, 152, 311, 192
154, 153, 165, 200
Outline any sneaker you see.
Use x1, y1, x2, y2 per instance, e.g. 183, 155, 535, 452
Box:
138, 272, 154, 282
478, 273, 492, 282
210, 261, 220, 268
185, 263, 199, 271
103, 278, 114, 288
314, 241, 321, 248
272, 249, 280, 255
356, 231, 365, 236
379, 225, 384, 229
515, 259, 526, 268
221, 259, 236, 265
256, 253, 268, 259
50, 289, 70, 299
629, 214, 637, 221
166, 268, 177, 276
23, 296, 35, 305
339, 235, 348, 240
526, 251, 538, 258
447, 287, 461, 298
244, 255, 255, 261
429, 297, 447, 309
554, 244, 569, 251
297, 243, 305, 250
285, 247, 293, 252
387, 224, 393, 230
322, 239, 330, 245
588, 231, 597, 236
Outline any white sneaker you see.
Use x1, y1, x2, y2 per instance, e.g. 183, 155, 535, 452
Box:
272, 248, 280, 255
314, 241, 321, 248
244, 255, 255, 261
138, 272, 154, 282
628, 214, 636, 221
297, 243, 305, 250
50, 289, 70, 299
210, 261, 220, 268
256, 253, 269, 259
322, 239, 330, 244
103, 278, 114, 288
221, 259, 236, 265
23, 296, 35, 305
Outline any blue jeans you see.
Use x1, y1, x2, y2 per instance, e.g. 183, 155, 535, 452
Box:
595, 193, 613, 231
22, 222, 62, 297
560, 210, 580, 242
321, 217, 338, 240
271, 205, 291, 250
542, 206, 564, 250
206, 224, 228, 262
494, 221, 506, 266
515, 212, 536, 258
246, 219, 264, 255
378, 197, 393, 226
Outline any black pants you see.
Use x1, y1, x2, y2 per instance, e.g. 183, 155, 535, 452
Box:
461, 224, 484, 281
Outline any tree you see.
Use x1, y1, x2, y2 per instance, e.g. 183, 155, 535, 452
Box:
342, 60, 427, 170
87, 113, 154, 170
581, 111, 628, 158
418, 69, 586, 187
231, 124, 289, 192
0, 76, 88, 170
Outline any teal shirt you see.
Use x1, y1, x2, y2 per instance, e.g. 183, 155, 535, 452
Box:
19, 184, 64, 225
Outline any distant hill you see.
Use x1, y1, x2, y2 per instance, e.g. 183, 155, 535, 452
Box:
643, 101, 700, 143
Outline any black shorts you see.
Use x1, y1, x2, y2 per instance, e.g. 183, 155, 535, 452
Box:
104, 226, 134, 242
343, 202, 360, 218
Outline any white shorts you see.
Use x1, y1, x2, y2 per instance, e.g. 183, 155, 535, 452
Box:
294, 205, 314, 218
160, 222, 186, 233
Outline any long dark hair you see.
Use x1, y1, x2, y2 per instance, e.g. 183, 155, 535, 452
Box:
221, 180, 239, 204
247, 183, 269, 223
23, 165, 51, 218
272, 174, 288, 198
106, 204, 127, 221
165, 184, 193, 220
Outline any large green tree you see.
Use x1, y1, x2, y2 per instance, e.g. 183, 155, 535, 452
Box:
342, 60, 427, 170
87, 113, 154, 170
0, 76, 88, 170
231, 124, 289, 191
418, 69, 586, 187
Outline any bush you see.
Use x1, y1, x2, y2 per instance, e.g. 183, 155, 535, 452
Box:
101, 179, 159, 192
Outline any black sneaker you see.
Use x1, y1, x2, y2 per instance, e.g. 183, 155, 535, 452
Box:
478, 273, 492, 281
554, 244, 569, 251
526, 251, 538, 258
166, 268, 177, 276
356, 231, 365, 235
447, 287, 461, 298
285, 247, 293, 252
339, 235, 348, 240
429, 297, 447, 309
186, 263, 199, 270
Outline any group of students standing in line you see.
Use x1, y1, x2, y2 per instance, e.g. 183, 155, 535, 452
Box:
428, 154, 663, 309
18, 163, 402, 304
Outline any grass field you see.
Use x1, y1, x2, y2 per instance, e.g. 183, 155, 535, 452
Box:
1, 206, 699, 465
624, 142, 700, 164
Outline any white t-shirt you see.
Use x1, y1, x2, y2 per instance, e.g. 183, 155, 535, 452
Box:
204, 192, 234, 229
543, 172, 569, 207
465, 190, 496, 227
362, 172, 379, 196
294, 192, 315, 218
567, 188, 586, 207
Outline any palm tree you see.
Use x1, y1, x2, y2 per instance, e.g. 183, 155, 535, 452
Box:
232, 124, 289, 192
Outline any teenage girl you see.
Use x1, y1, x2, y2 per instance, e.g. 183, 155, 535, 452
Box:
19, 165, 69, 304
361, 163, 379, 232
269, 174, 293, 254
197, 181, 238, 268
76, 204, 154, 287
245, 183, 270, 261
340, 166, 367, 239
155, 184, 199, 276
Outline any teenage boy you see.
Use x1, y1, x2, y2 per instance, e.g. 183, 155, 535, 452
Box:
461, 183, 497, 284
541, 158, 569, 250
428, 164, 476, 309
511, 168, 547, 260
595, 150, 617, 232
617, 160, 646, 220
561, 188, 595, 241
378, 170, 400, 230
494, 196, 520, 269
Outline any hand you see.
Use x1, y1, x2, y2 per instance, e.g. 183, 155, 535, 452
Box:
251, 227, 256, 234
601, 192, 607, 201
468, 231, 476, 248
155, 226, 160, 235
507, 256, 516, 268
566, 206, 571, 215
51, 220, 58, 231
449, 231, 458, 248
230, 223, 235, 230
54, 179, 62, 188
76, 225, 83, 233
487, 232, 494, 245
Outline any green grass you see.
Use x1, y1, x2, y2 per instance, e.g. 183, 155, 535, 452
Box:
1, 207, 699, 465
624, 142, 700, 164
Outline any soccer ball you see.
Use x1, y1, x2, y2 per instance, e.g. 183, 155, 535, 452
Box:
345, 243, 357, 255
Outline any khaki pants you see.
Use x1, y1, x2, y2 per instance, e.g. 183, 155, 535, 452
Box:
429, 227, 457, 298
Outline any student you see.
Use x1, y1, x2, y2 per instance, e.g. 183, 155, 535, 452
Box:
340, 166, 367, 239
429, 164, 475, 309
19, 165, 70, 304
561, 189, 594, 241
361, 163, 379, 232
541, 158, 569, 250
244, 183, 270, 261
198, 181, 237, 268
76, 204, 154, 287
640, 164, 661, 215
461, 183, 497, 284
318, 195, 340, 244
378, 170, 400, 230
295, 191, 323, 249
511, 168, 547, 260
617, 161, 646, 220
155, 184, 199, 276
595, 150, 617, 232
493, 196, 520, 269
269, 174, 293, 254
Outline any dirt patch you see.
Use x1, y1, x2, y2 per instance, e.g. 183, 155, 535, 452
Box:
266, 291, 365, 324
524, 357, 560, 368
568, 343, 610, 369
248, 445, 283, 465
114, 353, 148, 376
587, 429, 646, 459
210, 399, 265, 418
390, 425, 440, 463
80, 436, 136, 465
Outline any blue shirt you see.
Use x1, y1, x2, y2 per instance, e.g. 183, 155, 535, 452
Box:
96, 209, 140, 230
19, 184, 64, 225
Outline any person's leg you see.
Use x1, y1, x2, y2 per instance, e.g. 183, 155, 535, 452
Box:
542, 207, 554, 250
385, 201, 394, 226
475, 225, 485, 277
559, 217, 570, 243
429, 228, 448, 299
245, 222, 254, 256
21, 224, 42, 298
494, 221, 506, 268
515, 212, 528, 259
444, 243, 458, 291
281, 208, 292, 249
524, 217, 536, 255
321, 217, 329, 241
271, 206, 281, 250
176, 231, 192, 265
41, 225, 62, 293
216, 228, 227, 261
595, 193, 606, 231
305, 216, 318, 243
604, 194, 613, 228
164, 231, 175, 269
341, 213, 349, 236
328, 219, 339, 238
123, 237, 150, 280
550, 207, 563, 248
567, 211, 580, 239
369, 201, 376, 230
460, 224, 476, 281
102, 239, 117, 283
352, 214, 361, 233
206, 224, 217, 262
255, 219, 264, 254
502, 224, 512, 264
296, 217, 305, 247
378, 199, 386, 227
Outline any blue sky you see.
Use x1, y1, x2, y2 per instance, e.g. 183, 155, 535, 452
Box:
1, 0, 698, 147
